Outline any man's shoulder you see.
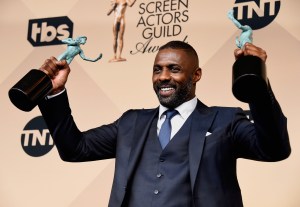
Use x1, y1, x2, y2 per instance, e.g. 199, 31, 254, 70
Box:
120, 107, 158, 118
204, 106, 247, 125
210, 105, 241, 110
115, 108, 159, 129
126, 107, 158, 113
208, 105, 244, 115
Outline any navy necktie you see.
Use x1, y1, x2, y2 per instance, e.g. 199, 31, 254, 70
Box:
159, 110, 178, 149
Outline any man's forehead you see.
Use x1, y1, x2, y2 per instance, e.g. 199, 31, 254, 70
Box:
155, 49, 190, 63
156, 48, 188, 58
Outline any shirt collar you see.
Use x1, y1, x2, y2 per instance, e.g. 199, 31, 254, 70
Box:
158, 97, 198, 119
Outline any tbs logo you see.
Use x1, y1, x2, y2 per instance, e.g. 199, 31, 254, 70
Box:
233, 0, 280, 30
21, 116, 54, 157
28, 16, 73, 47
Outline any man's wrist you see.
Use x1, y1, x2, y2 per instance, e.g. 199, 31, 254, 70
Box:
46, 88, 66, 99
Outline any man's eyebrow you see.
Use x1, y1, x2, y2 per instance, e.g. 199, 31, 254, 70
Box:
154, 63, 180, 67
168, 64, 180, 67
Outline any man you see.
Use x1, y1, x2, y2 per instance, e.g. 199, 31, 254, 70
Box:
107, 0, 137, 62
38, 41, 290, 207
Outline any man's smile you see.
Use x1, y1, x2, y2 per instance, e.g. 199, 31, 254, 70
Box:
159, 86, 175, 97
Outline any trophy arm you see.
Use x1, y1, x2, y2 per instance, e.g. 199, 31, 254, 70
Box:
79, 51, 103, 62
228, 9, 242, 29
61, 38, 77, 45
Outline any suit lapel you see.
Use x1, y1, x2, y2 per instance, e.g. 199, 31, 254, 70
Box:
126, 108, 159, 182
189, 100, 217, 191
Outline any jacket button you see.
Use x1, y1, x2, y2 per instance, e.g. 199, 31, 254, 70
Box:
156, 173, 162, 178
154, 189, 159, 195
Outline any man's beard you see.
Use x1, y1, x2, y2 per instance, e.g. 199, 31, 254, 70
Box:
153, 77, 193, 108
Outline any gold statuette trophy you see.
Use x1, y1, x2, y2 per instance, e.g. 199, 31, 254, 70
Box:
228, 10, 268, 103
9, 36, 102, 112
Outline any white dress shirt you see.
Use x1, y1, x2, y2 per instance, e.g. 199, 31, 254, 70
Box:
157, 97, 198, 139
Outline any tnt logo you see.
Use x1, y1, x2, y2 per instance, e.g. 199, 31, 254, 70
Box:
21, 116, 54, 157
233, 0, 280, 30
28, 16, 73, 46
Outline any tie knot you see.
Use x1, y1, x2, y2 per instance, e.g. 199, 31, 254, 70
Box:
164, 109, 178, 120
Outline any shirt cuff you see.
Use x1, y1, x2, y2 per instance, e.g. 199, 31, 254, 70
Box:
46, 88, 66, 99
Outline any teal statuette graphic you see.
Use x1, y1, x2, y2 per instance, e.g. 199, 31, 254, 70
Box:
227, 9, 253, 49
8, 36, 102, 112
57, 36, 102, 64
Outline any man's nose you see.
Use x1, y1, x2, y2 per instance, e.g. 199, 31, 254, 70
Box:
159, 69, 171, 81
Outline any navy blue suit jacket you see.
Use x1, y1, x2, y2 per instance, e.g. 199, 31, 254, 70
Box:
39, 88, 290, 207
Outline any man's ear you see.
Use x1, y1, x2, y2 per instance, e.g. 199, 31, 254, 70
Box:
193, 67, 202, 83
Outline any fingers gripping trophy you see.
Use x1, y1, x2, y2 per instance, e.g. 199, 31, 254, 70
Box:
228, 9, 268, 103
8, 36, 102, 112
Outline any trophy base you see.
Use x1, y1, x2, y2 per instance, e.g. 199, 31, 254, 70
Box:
8, 69, 52, 112
232, 56, 268, 103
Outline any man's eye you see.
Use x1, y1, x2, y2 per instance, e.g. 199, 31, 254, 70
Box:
153, 67, 161, 73
171, 66, 180, 72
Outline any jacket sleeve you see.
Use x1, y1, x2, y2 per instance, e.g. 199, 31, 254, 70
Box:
38, 90, 118, 162
232, 83, 291, 161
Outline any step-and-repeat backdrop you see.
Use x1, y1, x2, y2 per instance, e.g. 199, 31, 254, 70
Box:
1, 0, 299, 206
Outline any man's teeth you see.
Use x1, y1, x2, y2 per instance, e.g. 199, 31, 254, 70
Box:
161, 87, 174, 91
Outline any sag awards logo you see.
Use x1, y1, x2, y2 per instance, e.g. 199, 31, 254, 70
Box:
233, 0, 281, 30
27, 16, 73, 47
130, 0, 189, 55
21, 116, 54, 157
